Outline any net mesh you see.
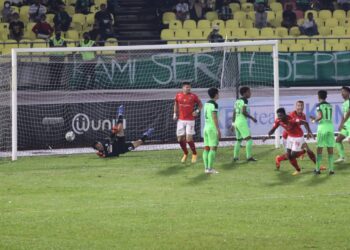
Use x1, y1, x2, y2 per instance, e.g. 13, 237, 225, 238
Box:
0, 57, 11, 154
0, 43, 276, 156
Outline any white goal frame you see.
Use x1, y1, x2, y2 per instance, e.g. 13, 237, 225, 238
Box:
10, 40, 280, 160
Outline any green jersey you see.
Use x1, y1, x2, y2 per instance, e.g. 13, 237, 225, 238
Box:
204, 100, 218, 129
316, 102, 334, 132
342, 99, 350, 128
234, 98, 249, 123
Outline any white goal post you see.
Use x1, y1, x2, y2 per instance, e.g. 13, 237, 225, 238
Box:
9, 40, 280, 161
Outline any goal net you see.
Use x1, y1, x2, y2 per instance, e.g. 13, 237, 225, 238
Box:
0, 41, 279, 160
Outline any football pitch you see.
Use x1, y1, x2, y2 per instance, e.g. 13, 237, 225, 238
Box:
1, 144, 350, 250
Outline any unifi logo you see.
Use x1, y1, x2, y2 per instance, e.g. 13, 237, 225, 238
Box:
72, 113, 119, 135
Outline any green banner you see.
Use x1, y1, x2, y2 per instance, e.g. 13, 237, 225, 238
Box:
278, 51, 350, 86
71, 52, 224, 89
70, 51, 350, 89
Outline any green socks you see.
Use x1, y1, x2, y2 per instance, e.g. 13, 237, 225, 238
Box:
203, 150, 209, 169
208, 150, 217, 168
316, 154, 334, 172
234, 141, 241, 159
316, 154, 322, 171
328, 154, 334, 172
246, 139, 253, 159
204, 149, 217, 169
234, 139, 253, 159
335, 142, 344, 158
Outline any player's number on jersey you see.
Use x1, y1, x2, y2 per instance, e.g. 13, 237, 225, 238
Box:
324, 107, 332, 121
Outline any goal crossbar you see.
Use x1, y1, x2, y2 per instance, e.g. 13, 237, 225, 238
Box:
12, 40, 279, 53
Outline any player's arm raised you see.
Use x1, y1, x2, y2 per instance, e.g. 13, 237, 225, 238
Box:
212, 110, 221, 140
242, 106, 257, 123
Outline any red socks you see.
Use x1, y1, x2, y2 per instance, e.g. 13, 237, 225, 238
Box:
295, 150, 316, 164
306, 150, 316, 164
179, 140, 188, 155
179, 140, 197, 155
278, 150, 315, 170
295, 150, 306, 158
289, 158, 301, 171
187, 141, 197, 155
277, 154, 288, 162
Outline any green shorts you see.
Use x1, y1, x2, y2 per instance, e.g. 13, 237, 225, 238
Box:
235, 122, 250, 140
317, 131, 335, 148
204, 127, 219, 147
339, 126, 350, 137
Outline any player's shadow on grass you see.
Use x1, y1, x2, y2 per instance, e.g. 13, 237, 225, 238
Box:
157, 165, 187, 176
241, 147, 276, 163
334, 162, 348, 172
223, 148, 274, 169
305, 173, 330, 186
187, 173, 210, 185
221, 162, 239, 170
255, 147, 281, 159
265, 170, 298, 187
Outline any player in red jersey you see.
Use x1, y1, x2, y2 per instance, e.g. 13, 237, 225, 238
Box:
263, 107, 314, 175
281, 101, 308, 150
277, 101, 320, 170
174, 82, 203, 163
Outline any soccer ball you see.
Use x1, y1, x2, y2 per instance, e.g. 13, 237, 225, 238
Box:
65, 131, 75, 142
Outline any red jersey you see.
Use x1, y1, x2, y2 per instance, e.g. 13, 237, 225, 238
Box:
175, 92, 200, 120
282, 111, 306, 139
273, 115, 303, 138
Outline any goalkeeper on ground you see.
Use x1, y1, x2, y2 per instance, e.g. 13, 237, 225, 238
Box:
92, 106, 154, 158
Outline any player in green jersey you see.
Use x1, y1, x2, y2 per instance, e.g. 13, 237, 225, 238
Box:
232, 86, 258, 162
335, 86, 350, 163
203, 87, 220, 174
310, 90, 335, 175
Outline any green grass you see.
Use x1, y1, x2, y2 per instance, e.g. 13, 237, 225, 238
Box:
1, 145, 350, 250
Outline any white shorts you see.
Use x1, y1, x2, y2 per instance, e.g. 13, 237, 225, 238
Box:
282, 137, 288, 150
286, 136, 305, 152
176, 120, 195, 136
